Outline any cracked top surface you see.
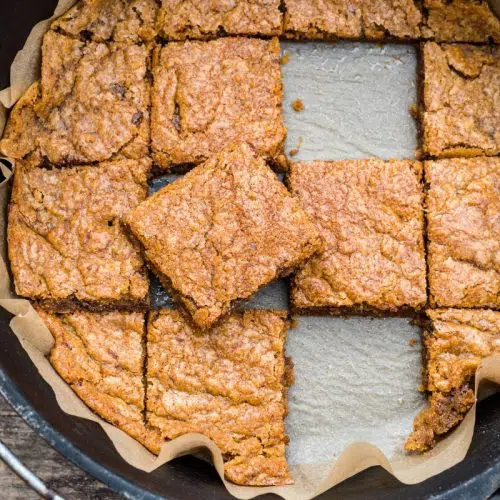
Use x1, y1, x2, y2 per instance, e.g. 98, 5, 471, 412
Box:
405, 308, 500, 452
8, 159, 150, 306
146, 308, 292, 486
283, 0, 422, 40
0, 31, 150, 165
151, 37, 286, 169
158, 0, 283, 39
423, 43, 500, 158
424, 308, 500, 394
51, 0, 159, 43
125, 142, 321, 329
426, 158, 499, 309
40, 308, 154, 447
422, 0, 500, 43
289, 159, 427, 312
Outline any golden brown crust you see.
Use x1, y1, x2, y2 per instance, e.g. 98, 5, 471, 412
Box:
288, 159, 427, 313
146, 308, 293, 486
0, 82, 43, 161
38, 308, 155, 448
283, 0, 422, 40
0, 31, 150, 165
158, 0, 283, 40
405, 308, 500, 452
422, 43, 500, 158
426, 158, 499, 309
125, 142, 321, 329
8, 159, 150, 308
422, 0, 500, 43
51, 0, 159, 43
151, 37, 286, 169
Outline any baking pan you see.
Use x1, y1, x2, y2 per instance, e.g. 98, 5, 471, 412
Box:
0, 1, 499, 498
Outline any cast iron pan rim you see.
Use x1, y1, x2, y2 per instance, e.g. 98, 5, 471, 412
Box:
1, 359, 500, 499
0, 367, 161, 500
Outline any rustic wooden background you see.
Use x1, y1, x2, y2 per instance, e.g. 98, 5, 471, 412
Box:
0, 395, 120, 499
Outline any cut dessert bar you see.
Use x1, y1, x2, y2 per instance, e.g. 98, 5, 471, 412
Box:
426, 158, 499, 309
151, 37, 286, 169
283, 0, 422, 40
422, 0, 500, 43
422, 43, 499, 158
405, 308, 500, 452
157, 0, 283, 40
39, 308, 157, 449
8, 159, 150, 311
51, 0, 159, 43
124, 142, 321, 329
289, 159, 427, 314
0, 30, 150, 165
146, 308, 293, 486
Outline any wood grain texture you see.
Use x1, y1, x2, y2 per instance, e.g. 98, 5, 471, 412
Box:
0, 395, 120, 499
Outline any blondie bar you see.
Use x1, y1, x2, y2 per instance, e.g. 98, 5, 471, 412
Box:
125, 143, 321, 329
8, 159, 150, 310
405, 308, 500, 452
146, 308, 293, 485
289, 159, 427, 314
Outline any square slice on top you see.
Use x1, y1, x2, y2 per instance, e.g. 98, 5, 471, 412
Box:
289, 159, 426, 314
422, 43, 499, 158
405, 308, 500, 452
39, 308, 158, 450
146, 308, 293, 486
0, 31, 151, 165
8, 159, 150, 311
124, 142, 322, 329
151, 37, 286, 170
158, 0, 283, 40
426, 157, 499, 309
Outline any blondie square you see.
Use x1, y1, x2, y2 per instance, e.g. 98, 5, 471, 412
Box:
283, 0, 422, 40
289, 159, 427, 314
405, 308, 500, 452
151, 37, 286, 169
146, 308, 293, 485
51, 0, 159, 43
422, 43, 500, 158
158, 0, 283, 40
426, 158, 499, 309
39, 309, 155, 448
124, 142, 322, 329
0, 31, 150, 165
422, 0, 500, 43
8, 159, 150, 311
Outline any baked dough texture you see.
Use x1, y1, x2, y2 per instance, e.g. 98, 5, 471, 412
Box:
422, 43, 500, 158
125, 142, 321, 329
283, 0, 422, 40
146, 308, 293, 485
0, 31, 150, 165
8, 159, 150, 310
158, 0, 283, 40
422, 0, 500, 42
426, 158, 499, 309
51, 0, 159, 43
151, 37, 286, 169
40, 309, 156, 447
405, 308, 500, 452
289, 159, 426, 314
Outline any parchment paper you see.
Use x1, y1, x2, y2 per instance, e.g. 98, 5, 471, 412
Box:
0, 2, 499, 498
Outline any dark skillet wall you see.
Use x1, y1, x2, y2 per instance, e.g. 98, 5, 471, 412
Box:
0, 0, 57, 90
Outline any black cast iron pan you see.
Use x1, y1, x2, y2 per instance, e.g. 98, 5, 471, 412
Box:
0, 2, 499, 498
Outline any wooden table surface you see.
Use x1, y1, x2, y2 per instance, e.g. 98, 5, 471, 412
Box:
0, 394, 121, 499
